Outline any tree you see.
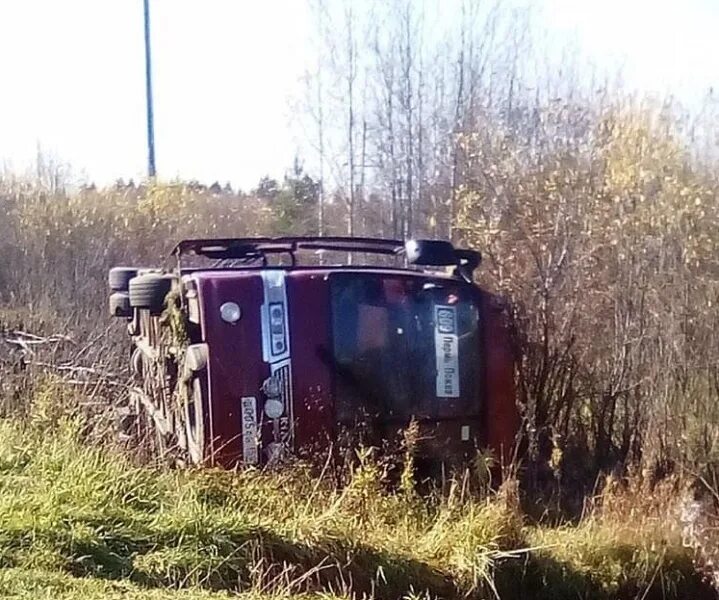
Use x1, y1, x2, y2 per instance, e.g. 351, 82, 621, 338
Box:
254, 176, 280, 201
273, 159, 320, 234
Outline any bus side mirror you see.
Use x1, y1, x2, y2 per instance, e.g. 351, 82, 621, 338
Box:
405, 239, 456, 266
454, 250, 482, 282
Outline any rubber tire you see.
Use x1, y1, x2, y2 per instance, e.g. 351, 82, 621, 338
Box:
109, 267, 139, 292
128, 274, 174, 315
185, 375, 206, 465
405, 239, 457, 266
109, 292, 132, 318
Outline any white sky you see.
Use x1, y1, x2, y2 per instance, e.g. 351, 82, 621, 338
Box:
0, 0, 717, 190
541, 0, 719, 99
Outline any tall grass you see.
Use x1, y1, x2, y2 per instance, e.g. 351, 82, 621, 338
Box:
0, 378, 713, 599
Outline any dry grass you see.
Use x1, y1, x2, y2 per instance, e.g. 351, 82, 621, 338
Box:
0, 379, 714, 600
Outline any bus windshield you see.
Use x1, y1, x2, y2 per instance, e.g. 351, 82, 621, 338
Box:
330, 272, 481, 422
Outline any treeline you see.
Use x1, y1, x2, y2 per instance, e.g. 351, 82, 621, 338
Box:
0, 0, 718, 495
303, 0, 719, 485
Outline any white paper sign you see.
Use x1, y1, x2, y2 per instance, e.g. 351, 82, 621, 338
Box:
434, 305, 460, 398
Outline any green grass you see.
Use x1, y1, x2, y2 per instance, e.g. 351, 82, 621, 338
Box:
0, 567, 228, 599
0, 567, 351, 599
0, 397, 713, 599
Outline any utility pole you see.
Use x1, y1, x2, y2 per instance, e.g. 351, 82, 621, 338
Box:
143, 0, 156, 178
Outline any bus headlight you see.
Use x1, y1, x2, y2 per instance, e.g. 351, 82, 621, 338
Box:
261, 375, 281, 399
220, 302, 241, 323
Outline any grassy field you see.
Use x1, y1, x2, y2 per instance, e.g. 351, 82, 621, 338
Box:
0, 381, 713, 600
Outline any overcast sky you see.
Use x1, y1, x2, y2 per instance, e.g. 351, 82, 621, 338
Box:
0, 0, 716, 190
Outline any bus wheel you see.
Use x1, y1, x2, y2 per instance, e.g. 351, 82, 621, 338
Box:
185, 375, 206, 465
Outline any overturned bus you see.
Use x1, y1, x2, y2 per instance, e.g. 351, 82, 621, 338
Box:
108, 237, 519, 469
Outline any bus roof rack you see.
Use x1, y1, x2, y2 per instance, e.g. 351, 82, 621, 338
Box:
172, 236, 480, 278
173, 236, 406, 262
